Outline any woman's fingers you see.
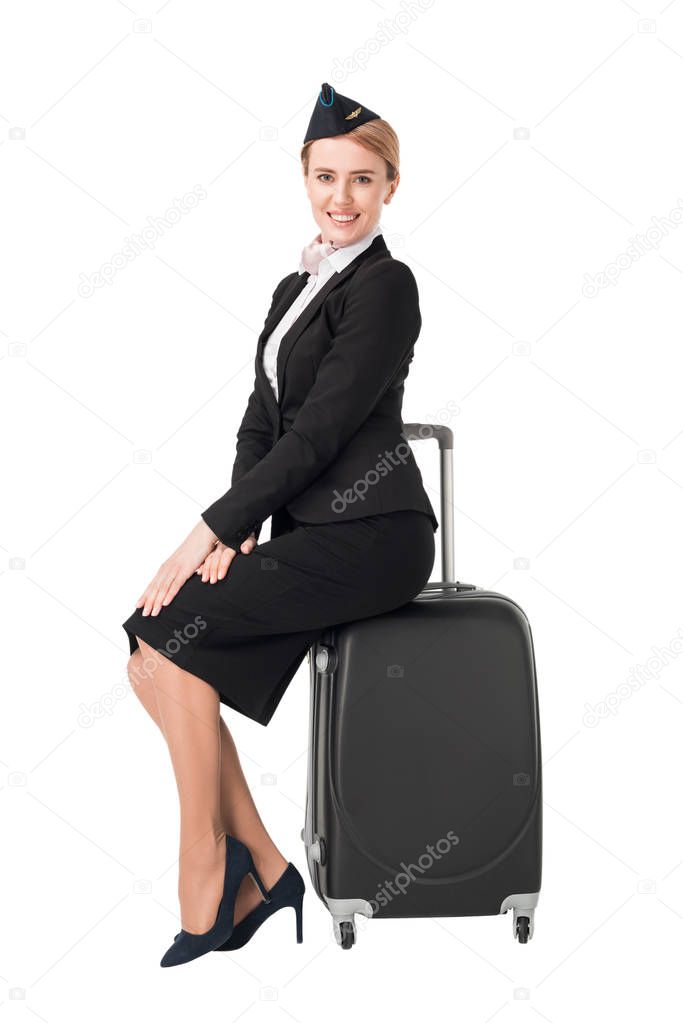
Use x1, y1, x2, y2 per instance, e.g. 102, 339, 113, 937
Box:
135, 529, 219, 614
210, 546, 235, 583
138, 566, 179, 616
141, 583, 160, 617
151, 589, 167, 616
150, 573, 176, 616
161, 572, 185, 608
196, 534, 256, 584
201, 551, 214, 583
197, 544, 237, 583
201, 549, 221, 582
215, 546, 235, 581
196, 552, 212, 575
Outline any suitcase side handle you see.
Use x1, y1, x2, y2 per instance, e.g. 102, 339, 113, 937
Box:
402, 423, 455, 584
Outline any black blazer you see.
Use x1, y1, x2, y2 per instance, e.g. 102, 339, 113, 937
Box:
201, 232, 438, 550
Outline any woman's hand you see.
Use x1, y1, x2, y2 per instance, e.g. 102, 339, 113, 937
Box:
195, 532, 257, 583
135, 519, 222, 617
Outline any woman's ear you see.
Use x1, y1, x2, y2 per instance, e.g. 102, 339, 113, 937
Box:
384, 172, 400, 205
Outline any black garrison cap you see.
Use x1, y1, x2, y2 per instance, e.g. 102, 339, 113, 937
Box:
303, 82, 381, 144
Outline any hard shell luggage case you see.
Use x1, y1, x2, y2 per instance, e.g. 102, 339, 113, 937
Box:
301, 424, 542, 949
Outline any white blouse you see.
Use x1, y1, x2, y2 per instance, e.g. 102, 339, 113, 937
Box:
262, 222, 383, 401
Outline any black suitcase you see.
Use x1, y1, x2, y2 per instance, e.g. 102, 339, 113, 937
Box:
301, 423, 542, 949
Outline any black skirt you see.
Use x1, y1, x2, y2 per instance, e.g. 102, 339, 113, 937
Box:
122, 509, 435, 726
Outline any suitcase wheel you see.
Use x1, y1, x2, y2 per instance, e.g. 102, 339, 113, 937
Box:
338, 920, 355, 950
515, 915, 530, 943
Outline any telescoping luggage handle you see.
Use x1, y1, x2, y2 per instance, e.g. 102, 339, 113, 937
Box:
402, 423, 454, 583
402, 423, 479, 594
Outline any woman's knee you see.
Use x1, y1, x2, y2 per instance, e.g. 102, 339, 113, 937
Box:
127, 648, 158, 703
129, 638, 165, 677
127, 651, 167, 734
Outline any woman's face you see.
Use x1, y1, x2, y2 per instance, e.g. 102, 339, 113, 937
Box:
303, 135, 399, 246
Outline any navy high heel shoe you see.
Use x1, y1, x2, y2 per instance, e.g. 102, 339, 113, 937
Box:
214, 861, 305, 951
160, 834, 270, 968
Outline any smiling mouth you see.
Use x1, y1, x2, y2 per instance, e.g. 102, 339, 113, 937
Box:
327, 212, 360, 223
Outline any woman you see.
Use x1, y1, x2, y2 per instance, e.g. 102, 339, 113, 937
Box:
122, 82, 438, 967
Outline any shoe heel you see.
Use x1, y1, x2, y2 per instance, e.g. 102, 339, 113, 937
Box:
293, 892, 304, 943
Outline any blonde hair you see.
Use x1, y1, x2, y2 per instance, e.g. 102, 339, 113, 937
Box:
301, 118, 400, 182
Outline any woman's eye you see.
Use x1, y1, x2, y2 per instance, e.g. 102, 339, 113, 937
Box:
316, 174, 371, 184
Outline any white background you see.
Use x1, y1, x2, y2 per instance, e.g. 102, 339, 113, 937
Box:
1, 0, 681, 1017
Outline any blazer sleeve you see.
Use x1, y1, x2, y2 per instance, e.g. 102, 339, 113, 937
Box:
208, 275, 293, 552
201, 259, 420, 547
220, 379, 270, 548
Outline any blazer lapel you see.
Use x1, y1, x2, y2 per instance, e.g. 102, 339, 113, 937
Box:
255, 274, 310, 425
256, 233, 388, 425
275, 234, 388, 400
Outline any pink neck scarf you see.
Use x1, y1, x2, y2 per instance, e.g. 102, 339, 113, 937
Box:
301, 233, 338, 276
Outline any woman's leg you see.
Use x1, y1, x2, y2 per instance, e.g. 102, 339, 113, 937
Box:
127, 646, 288, 924
134, 638, 226, 934
127, 648, 166, 734
218, 717, 289, 913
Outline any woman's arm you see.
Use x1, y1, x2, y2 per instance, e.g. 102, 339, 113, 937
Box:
219, 378, 271, 548
136, 275, 300, 614
213, 274, 295, 551
201, 259, 421, 546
